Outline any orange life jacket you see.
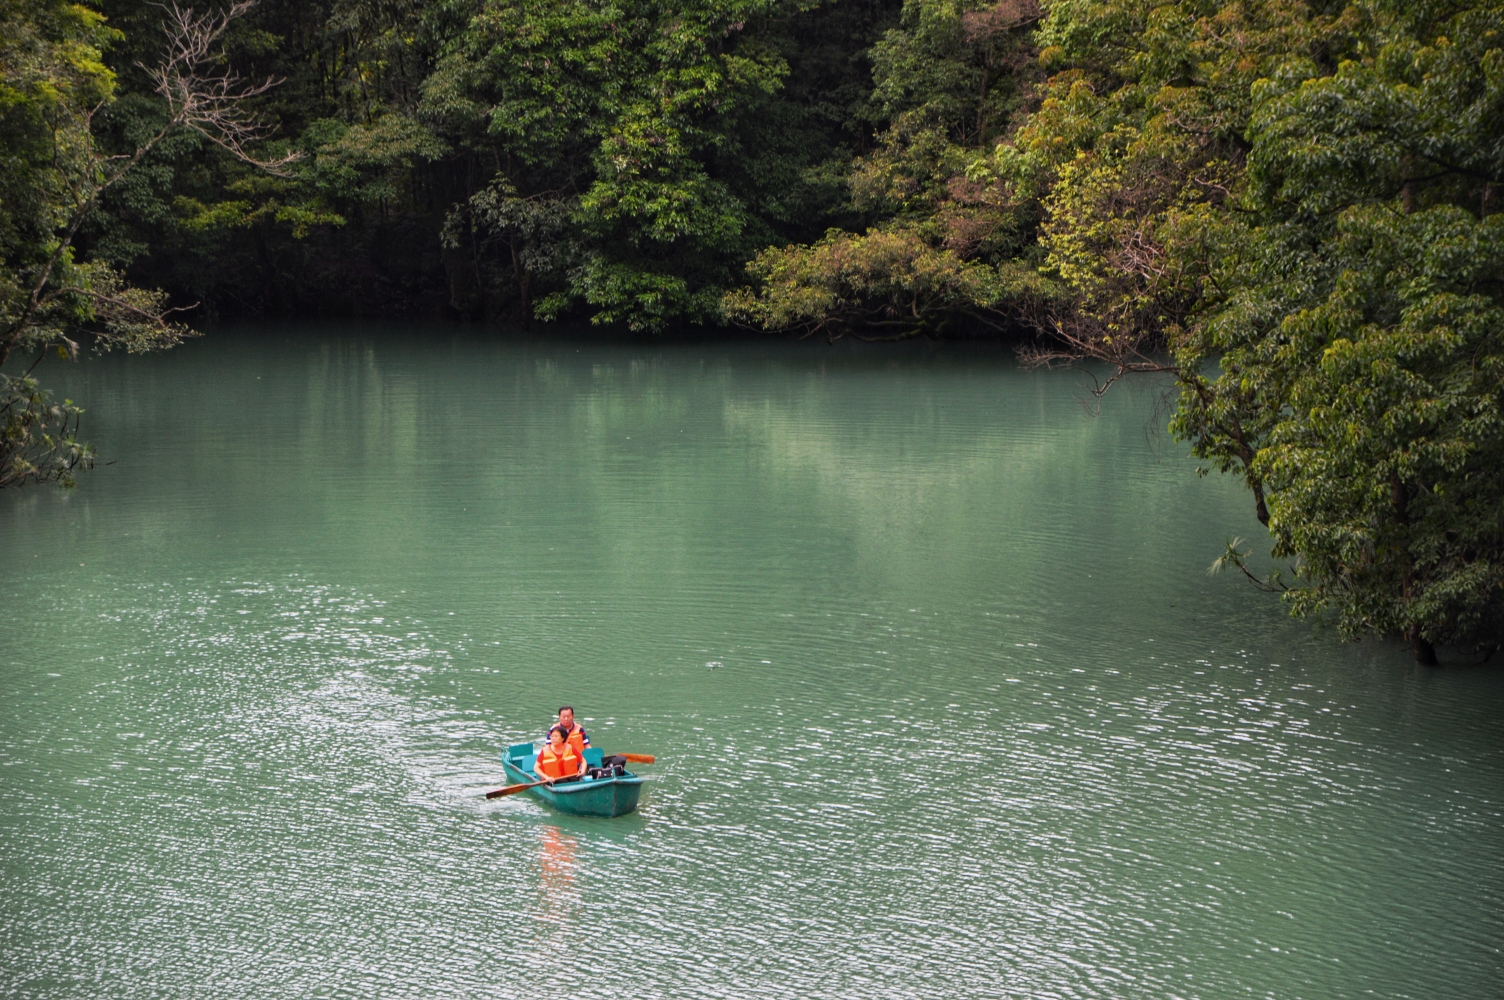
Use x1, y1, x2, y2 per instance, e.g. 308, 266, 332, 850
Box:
564, 724, 588, 756
535, 744, 580, 779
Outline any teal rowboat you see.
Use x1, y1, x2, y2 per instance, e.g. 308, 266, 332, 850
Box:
501, 743, 644, 818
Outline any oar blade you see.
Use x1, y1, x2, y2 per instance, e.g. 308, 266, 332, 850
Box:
619, 753, 655, 764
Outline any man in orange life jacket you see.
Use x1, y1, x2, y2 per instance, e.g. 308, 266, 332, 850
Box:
535, 725, 585, 784
555, 706, 590, 756
551, 706, 627, 774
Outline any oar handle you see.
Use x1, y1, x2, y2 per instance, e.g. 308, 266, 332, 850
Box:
484, 778, 547, 799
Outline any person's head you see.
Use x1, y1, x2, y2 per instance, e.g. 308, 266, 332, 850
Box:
547, 725, 569, 748
558, 706, 575, 728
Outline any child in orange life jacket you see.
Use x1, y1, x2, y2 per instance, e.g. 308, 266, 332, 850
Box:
535, 725, 585, 783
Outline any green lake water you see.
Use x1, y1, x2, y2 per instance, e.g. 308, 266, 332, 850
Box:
2, 328, 1500, 999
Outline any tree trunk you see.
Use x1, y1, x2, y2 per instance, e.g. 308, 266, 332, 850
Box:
1407, 624, 1438, 665
1249, 478, 1270, 526
1392, 473, 1433, 664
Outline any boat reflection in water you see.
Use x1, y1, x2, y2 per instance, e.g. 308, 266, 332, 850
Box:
535, 825, 582, 935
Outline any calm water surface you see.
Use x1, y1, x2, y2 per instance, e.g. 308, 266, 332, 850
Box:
2, 329, 1500, 999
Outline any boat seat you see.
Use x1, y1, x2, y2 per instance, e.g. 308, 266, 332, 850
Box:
583, 748, 604, 768
506, 742, 534, 762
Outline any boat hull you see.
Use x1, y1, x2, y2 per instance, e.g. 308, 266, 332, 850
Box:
501, 746, 643, 818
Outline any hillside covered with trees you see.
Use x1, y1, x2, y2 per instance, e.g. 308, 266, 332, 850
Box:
3, 0, 1501, 659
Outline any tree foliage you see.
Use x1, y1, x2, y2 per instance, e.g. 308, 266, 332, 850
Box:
1025, 0, 1504, 657
69, 0, 899, 325
725, 0, 1048, 337
0, 374, 93, 487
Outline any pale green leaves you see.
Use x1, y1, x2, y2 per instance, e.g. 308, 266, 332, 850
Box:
0, 374, 95, 488
724, 225, 1031, 338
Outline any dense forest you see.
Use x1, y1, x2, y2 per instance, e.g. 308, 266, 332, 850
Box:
2, 0, 1501, 660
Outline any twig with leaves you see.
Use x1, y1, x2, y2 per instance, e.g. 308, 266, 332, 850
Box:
1207, 537, 1292, 593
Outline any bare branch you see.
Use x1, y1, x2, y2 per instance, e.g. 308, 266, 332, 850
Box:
49, 285, 197, 327
1016, 306, 1179, 396
143, 1, 300, 174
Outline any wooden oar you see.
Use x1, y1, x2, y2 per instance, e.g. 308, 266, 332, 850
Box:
615, 753, 655, 764
484, 779, 548, 799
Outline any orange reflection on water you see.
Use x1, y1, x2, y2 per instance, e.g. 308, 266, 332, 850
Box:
534, 825, 582, 940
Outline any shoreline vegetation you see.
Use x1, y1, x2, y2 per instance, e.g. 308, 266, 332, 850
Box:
2, 0, 1500, 660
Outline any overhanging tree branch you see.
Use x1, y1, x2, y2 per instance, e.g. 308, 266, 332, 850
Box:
2, 0, 296, 369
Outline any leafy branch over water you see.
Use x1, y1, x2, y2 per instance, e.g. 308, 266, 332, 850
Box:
0, 375, 94, 488
1208, 538, 1291, 596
